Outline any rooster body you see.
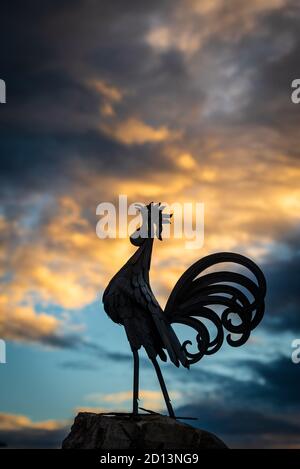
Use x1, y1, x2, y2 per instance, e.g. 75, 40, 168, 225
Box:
102, 203, 266, 418
103, 236, 187, 368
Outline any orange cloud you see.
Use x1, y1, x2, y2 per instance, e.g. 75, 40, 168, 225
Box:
88, 79, 123, 118
100, 118, 179, 145
0, 298, 58, 342
85, 389, 182, 412
1, 125, 300, 347
89, 79, 123, 103
146, 0, 286, 56
177, 153, 197, 170
0, 412, 67, 431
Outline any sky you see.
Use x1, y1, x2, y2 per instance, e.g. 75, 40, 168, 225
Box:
0, 0, 300, 448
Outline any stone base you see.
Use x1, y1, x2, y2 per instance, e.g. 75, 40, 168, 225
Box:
62, 412, 227, 450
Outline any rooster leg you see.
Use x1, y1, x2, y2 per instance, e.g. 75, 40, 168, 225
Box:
151, 357, 175, 419
132, 348, 139, 416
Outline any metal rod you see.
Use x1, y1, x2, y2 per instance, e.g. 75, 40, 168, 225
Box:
151, 358, 175, 418
132, 349, 139, 415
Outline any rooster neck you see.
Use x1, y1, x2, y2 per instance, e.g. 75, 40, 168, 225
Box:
128, 238, 154, 274
105, 238, 154, 294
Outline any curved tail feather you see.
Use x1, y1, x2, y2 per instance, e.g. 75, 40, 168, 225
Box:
164, 252, 266, 365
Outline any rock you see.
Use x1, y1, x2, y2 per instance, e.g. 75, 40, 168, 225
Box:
62, 412, 227, 449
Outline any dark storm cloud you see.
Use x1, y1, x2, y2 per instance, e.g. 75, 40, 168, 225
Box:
3, 356, 298, 449
164, 345, 300, 416
41, 332, 82, 349
57, 338, 149, 370
0, 0, 177, 195
77, 340, 151, 368
240, 5, 300, 131
180, 2, 300, 162
0, 426, 68, 449
264, 255, 300, 332
81, 341, 133, 362
1, 0, 299, 198
242, 357, 300, 407
196, 356, 299, 412
175, 355, 300, 447
1, 0, 300, 450
177, 402, 300, 448
179, 402, 300, 436
0, 130, 174, 196
260, 228, 300, 332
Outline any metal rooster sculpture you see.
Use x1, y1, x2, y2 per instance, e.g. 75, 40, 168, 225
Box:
102, 203, 266, 418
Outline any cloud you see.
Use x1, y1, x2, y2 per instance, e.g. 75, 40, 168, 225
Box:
177, 402, 300, 448
1, 166, 299, 348
0, 291, 82, 348
176, 153, 197, 170
89, 79, 123, 103
0, 300, 58, 343
85, 389, 182, 412
100, 117, 178, 145
0, 413, 66, 431
1, 0, 300, 450
74, 406, 107, 414
146, 0, 287, 57
240, 357, 300, 408
0, 412, 68, 449
88, 79, 123, 117
60, 360, 100, 371
66, 341, 135, 365
173, 355, 300, 447
0, 0, 299, 429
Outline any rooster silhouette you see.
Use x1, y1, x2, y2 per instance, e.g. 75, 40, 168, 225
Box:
102, 202, 266, 418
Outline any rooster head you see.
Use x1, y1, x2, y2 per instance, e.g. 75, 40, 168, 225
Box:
130, 202, 172, 246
